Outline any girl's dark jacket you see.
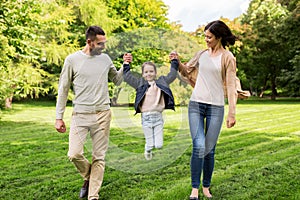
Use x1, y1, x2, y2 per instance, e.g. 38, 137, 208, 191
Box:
123, 59, 179, 114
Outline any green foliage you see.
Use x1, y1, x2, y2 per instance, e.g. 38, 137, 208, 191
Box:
12, 63, 53, 99
105, 27, 201, 104
106, 28, 201, 68
38, 1, 79, 67
277, 0, 299, 11
0, 34, 14, 108
72, 0, 123, 34
278, 53, 300, 96
276, 3, 300, 96
0, 0, 51, 108
1, 0, 300, 110
239, 0, 300, 98
240, 0, 289, 99
104, 0, 170, 32
1, 0, 42, 61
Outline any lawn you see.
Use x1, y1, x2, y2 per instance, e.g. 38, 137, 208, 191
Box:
0, 99, 299, 200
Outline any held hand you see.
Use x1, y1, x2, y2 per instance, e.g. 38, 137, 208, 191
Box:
226, 116, 236, 128
169, 51, 179, 61
55, 119, 67, 133
123, 53, 132, 63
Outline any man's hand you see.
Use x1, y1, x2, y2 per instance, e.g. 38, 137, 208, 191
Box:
123, 53, 132, 64
55, 119, 67, 133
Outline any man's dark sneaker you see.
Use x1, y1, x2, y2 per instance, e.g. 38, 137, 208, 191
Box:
79, 180, 89, 198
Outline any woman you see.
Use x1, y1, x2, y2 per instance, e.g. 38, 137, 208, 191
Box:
179, 20, 237, 199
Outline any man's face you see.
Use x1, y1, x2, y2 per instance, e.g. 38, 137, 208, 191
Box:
88, 35, 107, 56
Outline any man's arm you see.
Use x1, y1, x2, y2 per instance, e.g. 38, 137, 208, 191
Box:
108, 53, 139, 88
55, 57, 72, 133
108, 53, 132, 85
123, 63, 140, 89
108, 63, 123, 86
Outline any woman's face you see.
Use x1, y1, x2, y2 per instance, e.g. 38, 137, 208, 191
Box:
204, 30, 221, 49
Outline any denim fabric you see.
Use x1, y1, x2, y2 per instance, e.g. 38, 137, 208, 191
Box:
141, 111, 164, 151
188, 101, 224, 188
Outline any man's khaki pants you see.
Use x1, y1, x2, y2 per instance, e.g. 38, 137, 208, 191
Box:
68, 109, 111, 200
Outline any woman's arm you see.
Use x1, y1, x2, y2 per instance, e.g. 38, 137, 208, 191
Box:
224, 51, 237, 128
178, 50, 207, 87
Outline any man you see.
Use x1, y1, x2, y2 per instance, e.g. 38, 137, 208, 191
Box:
55, 25, 132, 200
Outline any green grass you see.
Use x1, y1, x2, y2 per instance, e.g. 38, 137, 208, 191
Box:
0, 99, 300, 200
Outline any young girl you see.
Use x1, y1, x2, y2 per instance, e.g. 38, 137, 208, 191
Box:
123, 52, 179, 160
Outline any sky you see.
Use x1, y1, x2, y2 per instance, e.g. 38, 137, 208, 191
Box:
162, 0, 251, 32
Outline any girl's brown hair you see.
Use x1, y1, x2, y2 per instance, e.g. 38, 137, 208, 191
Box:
142, 61, 157, 73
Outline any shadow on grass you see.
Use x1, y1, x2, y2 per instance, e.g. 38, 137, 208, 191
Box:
81, 126, 191, 174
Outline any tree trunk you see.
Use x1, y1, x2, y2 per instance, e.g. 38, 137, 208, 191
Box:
271, 74, 277, 100
5, 96, 13, 109
111, 87, 122, 106
259, 77, 268, 98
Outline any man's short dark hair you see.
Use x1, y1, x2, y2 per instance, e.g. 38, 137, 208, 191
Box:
85, 26, 105, 41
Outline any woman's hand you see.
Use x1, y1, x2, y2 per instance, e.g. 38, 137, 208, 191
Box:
226, 115, 236, 128
169, 51, 179, 61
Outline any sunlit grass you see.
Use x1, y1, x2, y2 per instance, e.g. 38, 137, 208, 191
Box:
0, 99, 299, 199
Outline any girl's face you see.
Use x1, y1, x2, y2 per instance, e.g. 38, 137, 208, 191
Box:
142, 64, 156, 81
204, 30, 221, 49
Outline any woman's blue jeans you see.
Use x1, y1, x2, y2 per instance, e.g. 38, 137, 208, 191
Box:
188, 101, 224, 189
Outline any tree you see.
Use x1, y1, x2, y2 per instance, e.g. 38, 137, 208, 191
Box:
0, 0, 52, 108
0, 35, 14, 108
104, 0, 170, 32
276, 0, 300, 96
240, 0, 289, 99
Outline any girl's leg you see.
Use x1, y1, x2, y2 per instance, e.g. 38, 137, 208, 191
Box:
142, 125, 154, 152
153, 123, 163, 149
141, 113, 154, 152
142, 125, 154, 160
153, 112, 164, 149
